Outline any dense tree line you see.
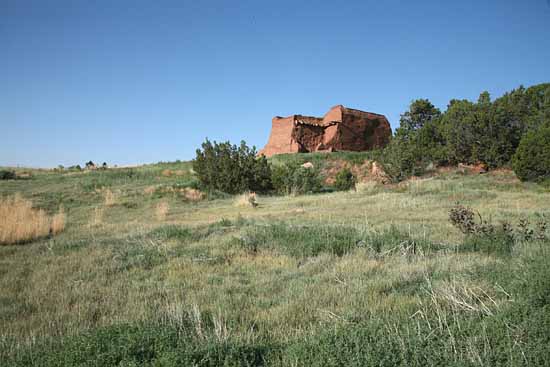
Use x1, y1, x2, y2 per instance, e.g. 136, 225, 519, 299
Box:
381, 83, 550, 182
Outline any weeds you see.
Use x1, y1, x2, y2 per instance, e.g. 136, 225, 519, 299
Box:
0, 194, 65, 245
448, 204, 549, 255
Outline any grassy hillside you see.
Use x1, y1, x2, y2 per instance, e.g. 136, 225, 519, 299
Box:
1, 158, 549, 366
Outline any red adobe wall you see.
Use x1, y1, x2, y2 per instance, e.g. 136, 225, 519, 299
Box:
258, 105, 391, 157
258, 116, 299, 157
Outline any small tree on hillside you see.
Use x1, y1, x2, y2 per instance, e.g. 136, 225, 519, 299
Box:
334, 168, 356, 191
193, 139, 272, 194
396, 99, 441, 140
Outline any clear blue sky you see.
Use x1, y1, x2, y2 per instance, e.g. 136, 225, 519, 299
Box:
1, 0, 549, 167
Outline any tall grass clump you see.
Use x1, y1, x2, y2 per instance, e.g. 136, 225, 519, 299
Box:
103, 188, 116, 206
155, 201, 169, 221
234, 192, 258, 208
0, 194, 65, 245
50, 207, 66, 235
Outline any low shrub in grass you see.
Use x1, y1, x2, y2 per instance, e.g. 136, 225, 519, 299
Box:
448, 203, 533, 255
0, 170, 16, 180
333, 168, 356, 191
271, 164, 323, 195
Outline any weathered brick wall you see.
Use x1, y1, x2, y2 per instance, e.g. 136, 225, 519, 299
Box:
259, 105, 391, 157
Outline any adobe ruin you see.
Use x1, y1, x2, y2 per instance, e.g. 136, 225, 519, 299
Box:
258, 105, 392, 157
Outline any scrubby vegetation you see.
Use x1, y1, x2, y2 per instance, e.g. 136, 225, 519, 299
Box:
271, 163, 323, 195
380, 83, 550, 182
0, 170, 16, 180
1, 160, 549, 365
193, 139, 272, 194
334, 168, 356, 191
512, 123, 550, 182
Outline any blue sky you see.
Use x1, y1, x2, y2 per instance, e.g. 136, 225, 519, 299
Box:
1, 0, 549, 167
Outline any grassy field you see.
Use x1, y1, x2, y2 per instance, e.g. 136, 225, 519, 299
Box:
1, 156, 549, 366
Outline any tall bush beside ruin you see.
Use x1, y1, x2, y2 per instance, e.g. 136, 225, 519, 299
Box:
193, 139, 272, 195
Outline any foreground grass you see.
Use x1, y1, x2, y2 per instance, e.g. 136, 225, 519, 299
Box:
0, 161, 549, 365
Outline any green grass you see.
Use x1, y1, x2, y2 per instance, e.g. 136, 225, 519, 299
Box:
1, 159, 549, 366
269, 150, 380, 167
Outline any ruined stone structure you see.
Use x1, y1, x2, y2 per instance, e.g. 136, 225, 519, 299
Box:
258, 105, 392, 157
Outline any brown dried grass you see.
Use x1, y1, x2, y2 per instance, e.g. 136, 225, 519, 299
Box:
103, 189, 116, 206
183, 188, 204, 202
143, 186, 156, 195
0, 194, 65, 245
155, 202, 169, 221
50, 207, 66, 235
234, 192, 258, 208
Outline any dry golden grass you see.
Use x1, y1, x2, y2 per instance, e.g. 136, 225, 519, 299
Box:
234, 192, 258, 208
50, 207, 65, 235
0, 194, 65, 245
143, 186, 156, 195
161, 169, 173, 177
103, 189, 116, 206
155, 201, 169, 221
183, 188, 204, 202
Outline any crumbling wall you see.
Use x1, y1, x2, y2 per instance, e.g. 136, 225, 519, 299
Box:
259, 105, 391, 157
292, 123, 326, 152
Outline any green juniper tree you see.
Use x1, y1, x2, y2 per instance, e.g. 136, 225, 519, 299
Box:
193, 139, 272, 194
